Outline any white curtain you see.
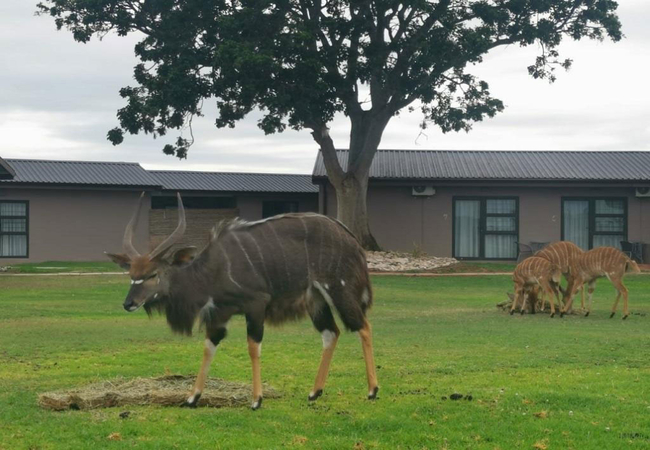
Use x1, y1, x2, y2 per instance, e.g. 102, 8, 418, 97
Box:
0, 202, 28, 257
0, 203, 26, 216
593, 234, 623, 249
0, 235, 27, 257
595, 199, 624, 214
485, 235, 517, 258
454, 200, 480, 258
563, 200, 589, 250
486, 199, 516, 214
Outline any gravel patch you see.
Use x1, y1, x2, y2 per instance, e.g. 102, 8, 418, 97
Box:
366, 251, 457, 272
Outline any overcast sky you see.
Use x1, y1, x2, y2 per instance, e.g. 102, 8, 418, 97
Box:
1, 1, 648, 174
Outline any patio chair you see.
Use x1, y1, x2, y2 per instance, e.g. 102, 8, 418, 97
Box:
621, 241, 644, 263
515, 241, 533, 263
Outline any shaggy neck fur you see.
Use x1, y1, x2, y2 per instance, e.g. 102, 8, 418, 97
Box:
144, 259, 214, 336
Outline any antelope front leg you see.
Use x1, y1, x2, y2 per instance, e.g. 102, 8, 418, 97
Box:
246, 314, 264, 410
560, 280, 583, 318
540, 282, 556, 318
358, 319, 379, 400
510, 288, 524, 315
183, 327, 227, 408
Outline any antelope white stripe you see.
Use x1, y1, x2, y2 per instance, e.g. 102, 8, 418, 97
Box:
219, 243, 243, 289
232, 233, 259, 277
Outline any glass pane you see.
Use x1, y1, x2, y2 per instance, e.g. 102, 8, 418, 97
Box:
454, 200, 480, 258
563, 200, 589, 250
486, 216, 516, 232
595, 199, 624, 215
486, 199, 516, 214
485, 234, 517, 259
0, 202, 26, 216
1, 218, 26, 232
593, 234, 624, 249
595, 217, 624, 233
0, 235, 27, 257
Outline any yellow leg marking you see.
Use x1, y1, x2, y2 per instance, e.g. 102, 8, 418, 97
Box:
358, 320, 379, 398
247, 337, 263, 408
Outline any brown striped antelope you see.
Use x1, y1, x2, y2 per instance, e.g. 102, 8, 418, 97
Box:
510, 257, 562, 317
535, 241, 585, 311
560, 246, 641, 319
105, 193, 378, 410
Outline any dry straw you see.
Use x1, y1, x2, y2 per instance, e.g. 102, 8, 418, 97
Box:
39, 375, 280, 411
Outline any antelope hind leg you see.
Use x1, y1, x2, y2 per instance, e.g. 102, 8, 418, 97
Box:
358, 319, 379, 399
246, 313, 265, 410
309, 305, 340, 401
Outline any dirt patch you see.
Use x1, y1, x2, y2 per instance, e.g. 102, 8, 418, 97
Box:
38, 375, 280, 411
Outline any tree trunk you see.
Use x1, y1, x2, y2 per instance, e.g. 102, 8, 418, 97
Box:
334, 171, 380, 250
312, 111, 390, 251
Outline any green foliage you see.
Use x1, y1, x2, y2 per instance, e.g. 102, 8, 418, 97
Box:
2, 274, 650, 448
37, 0, 621, 157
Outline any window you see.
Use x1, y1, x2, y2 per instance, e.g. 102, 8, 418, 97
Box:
0, 201, 28, 258
263, 201, 299, 218
562, 198, 627, 250
453, 197, 518, 259
151, 196, 236, 209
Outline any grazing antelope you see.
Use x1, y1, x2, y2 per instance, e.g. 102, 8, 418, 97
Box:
105, 193, 378, 410
535, 241, 585, 311
560, 247, 641, 319
511, 257, 562, 317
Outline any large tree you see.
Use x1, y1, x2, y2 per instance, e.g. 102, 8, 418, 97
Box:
38, 0, 621, 249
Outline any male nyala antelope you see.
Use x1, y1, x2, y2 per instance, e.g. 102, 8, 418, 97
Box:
510, 257, 562, 317
560, 246, 640, 319
535, 241, 585, 311
106, 193, 378, 410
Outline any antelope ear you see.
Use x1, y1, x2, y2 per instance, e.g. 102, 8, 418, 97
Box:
105, 252, 131, 270
170, 246, 197, 266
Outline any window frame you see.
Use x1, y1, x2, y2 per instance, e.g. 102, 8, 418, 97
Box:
561, 197, 628, 250
0, 200, 29, 259
452, 196, 519, 261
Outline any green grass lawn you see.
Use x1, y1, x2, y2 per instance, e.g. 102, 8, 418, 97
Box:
1, 274, 649, 449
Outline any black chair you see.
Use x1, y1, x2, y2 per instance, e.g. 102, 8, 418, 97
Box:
621, 241, 644, 263
515, 241, 533, 263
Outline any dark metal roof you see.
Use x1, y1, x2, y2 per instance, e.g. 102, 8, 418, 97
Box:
313, 150, 650, 181
0, 159, 160, 187
150, 171, 318, 193
0, 157, 16, 179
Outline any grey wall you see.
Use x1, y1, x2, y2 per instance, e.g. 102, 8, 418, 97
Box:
0, 188, 319, 264
1, 188, 149, 264
324, 182, 650, 258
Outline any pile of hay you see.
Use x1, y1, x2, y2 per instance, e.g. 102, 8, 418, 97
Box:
497, 293, 583, 315
39, 375, 280, 411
